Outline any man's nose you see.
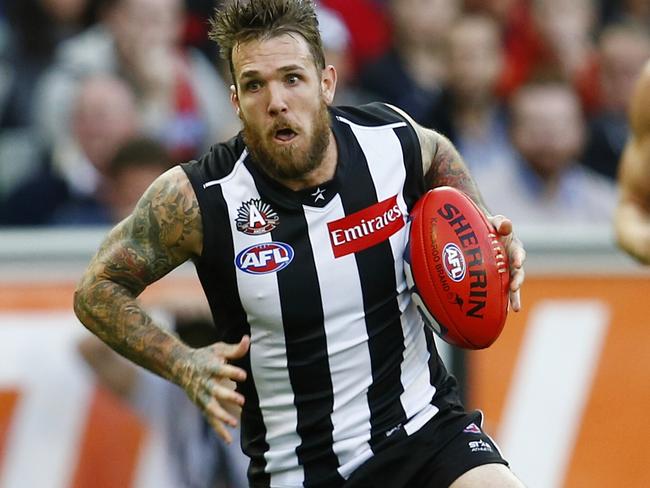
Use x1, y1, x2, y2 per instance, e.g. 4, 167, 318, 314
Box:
267, 83, 288, 116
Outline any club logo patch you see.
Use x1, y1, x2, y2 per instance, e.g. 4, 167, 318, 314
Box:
235, 199, 279, 235
235, 242, 294, 274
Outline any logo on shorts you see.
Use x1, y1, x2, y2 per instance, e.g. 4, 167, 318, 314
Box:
236, 199, 279, 235
235, 242, 294, 274
468, 440, 493, 453
463, 422, 481, 434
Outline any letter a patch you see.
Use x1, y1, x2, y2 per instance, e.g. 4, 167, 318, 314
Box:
236, 199, 280, 235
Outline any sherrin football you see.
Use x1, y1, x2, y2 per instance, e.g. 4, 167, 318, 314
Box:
404, 186, 510, 349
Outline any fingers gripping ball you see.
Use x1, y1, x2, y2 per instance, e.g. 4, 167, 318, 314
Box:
404, 187, 510, 349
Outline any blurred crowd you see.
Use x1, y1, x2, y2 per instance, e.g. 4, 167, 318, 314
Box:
0, 0, 648, 227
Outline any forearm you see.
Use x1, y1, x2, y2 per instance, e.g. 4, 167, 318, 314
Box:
74, 277, 193, 388
426, 134, 489, 214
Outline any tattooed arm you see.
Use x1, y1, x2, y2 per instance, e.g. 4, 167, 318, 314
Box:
388, 104, 526, 311
73, 166, 248, 442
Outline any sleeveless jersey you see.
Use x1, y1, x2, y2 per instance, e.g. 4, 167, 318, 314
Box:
181, 103, 462, 488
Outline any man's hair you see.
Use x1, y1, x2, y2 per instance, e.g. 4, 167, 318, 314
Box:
209, 0, 326, 80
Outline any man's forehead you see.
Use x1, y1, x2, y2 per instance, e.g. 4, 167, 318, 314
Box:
232, 33, 315, 77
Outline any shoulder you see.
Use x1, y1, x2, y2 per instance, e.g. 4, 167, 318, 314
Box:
143, 165, 200, 217
381, 103, 439, 173
141, 165, 201, 230
181, 135, 246, 186
331, 102, 412, 127
128, 165, 203, 257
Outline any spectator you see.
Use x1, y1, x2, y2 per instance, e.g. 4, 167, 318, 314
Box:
0, 0, 98, 129
317, 4, 374, 106
359, 0, 461, 125
319, 0, 391, 72
530, 0, 601, 111
479, 79, 617, 224
0, 0, 100, 198
429, 14, 516, 178
104, 137, 174, 221
34, 0, 238, 163
469, 0, 600, 111
1, 74, 138, 226
582, 23, 650, 180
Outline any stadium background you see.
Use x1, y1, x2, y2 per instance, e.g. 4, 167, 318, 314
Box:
1, 0, 650, 487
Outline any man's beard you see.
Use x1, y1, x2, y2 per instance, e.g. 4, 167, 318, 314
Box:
242, 101, 331, 181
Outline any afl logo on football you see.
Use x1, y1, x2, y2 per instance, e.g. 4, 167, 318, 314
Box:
235, 242, 294, 274
236, 199, 279, 235
442, 243, 466, 282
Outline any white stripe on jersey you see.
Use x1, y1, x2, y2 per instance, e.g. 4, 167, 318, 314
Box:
345, 123, 437, 426
335, 116, 407, 132
303, 196, 374, 480
217, 153, 304, 487
203, 149, 248, 188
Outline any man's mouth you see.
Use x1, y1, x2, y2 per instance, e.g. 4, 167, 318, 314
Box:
274, 128, 298, 142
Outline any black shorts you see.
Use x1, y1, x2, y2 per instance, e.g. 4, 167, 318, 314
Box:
343, 410, 508, 488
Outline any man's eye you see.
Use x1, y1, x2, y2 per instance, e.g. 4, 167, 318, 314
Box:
286, 74, 299, 85
246, 81, 261, 91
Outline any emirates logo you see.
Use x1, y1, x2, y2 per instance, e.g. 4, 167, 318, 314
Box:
235, 199, 280, 235
327, 195, 405, 258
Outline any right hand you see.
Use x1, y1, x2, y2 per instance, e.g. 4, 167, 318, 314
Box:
181, 335, 250, 443
487, 215, 526, 312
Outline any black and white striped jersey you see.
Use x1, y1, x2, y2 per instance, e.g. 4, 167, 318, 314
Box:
181, 103, 462, 488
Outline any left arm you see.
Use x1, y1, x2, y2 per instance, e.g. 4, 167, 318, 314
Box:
389, 104, 526, 311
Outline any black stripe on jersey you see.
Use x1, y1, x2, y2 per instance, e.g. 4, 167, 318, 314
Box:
270, 209, 344, 487
423, 325, 440, 390
393, 124, 425, 210
335, 122, 407, 452
180, 166, 270, 486
423, 326, 463, 412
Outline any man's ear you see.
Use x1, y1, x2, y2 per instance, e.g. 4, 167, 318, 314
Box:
230, 85, 241, 117
321, 65, 338, 105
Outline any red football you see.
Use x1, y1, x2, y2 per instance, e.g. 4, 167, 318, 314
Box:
404, 186, 510, 349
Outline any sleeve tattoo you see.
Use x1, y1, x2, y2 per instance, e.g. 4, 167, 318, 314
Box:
73, 167, 202, 387
425, 132, 490, 214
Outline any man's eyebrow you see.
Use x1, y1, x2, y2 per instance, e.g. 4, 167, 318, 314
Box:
278, 64, 306, 73
239, 65, 307, 80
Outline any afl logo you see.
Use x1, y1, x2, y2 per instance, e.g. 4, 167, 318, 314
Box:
235, 242, 294, 274
442, 243, 466, 282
